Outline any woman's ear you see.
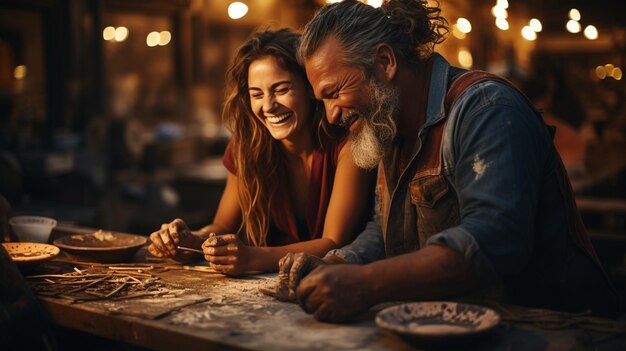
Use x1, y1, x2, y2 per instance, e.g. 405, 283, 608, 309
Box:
374, 43, 397, 81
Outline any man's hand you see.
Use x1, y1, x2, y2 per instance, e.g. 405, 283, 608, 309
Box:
277, 252, 327, 301
148, 218, 192, 258
296, 264, 374, 323
202, 234, 252, 275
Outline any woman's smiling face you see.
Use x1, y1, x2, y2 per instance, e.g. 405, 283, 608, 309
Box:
248, 55, 313, 143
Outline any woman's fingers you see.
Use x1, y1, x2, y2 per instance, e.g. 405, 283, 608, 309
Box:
149, 230, 169, 257
203, 233, 237, 247
204, 253, 236, 265
211, 263, 235, 275
168, 221, 181, 244
157, 223, 177, 256
147, 243, 165, 257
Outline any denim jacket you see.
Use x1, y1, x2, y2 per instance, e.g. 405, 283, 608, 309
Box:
328, 53, 619, 315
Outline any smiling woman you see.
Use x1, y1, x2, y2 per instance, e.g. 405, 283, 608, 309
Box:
147, 28, 376, 276
247, 55, 313, 143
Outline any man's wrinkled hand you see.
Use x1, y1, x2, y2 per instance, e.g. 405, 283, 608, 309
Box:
277, 252, 326, 301
296, 264, 373, 323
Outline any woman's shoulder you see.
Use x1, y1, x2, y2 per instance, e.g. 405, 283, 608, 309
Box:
320, 133, 349, 166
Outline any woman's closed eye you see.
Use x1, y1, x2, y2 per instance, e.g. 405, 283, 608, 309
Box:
250, 91, 263, 99
273, 83, 292, 95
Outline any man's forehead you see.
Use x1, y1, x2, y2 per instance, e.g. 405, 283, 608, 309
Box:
305, 36, 345, 77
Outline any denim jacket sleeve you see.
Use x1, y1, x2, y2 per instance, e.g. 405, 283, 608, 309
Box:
326, 213, 386, 264
426, 81, 554, 283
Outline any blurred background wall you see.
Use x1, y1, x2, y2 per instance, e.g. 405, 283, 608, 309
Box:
1, 0, 625, 286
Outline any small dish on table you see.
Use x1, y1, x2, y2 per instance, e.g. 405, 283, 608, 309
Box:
375, 301, 501, 347
2, 242, 61, 266
53, 230, 148, 263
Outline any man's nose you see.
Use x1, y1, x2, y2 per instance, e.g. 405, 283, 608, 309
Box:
323, 100, 340, 125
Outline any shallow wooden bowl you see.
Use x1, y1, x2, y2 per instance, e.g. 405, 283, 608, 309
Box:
53, 230, 147, 263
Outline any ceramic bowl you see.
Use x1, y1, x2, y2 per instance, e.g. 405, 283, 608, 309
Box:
53, 230, 148, 263
375, 301, 501, 346
9, 216, 57, 243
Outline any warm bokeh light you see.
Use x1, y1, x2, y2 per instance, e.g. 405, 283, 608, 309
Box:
159, 31, 172, 46
458, 48, 473, 68
146, 31, 160, 47
521, 26, 537, 41
114, 27, 129, 42
452, 24, 467, 39
529, 18, 542, 32
103, 26, 115, 41
496, 18, 509, 31
496, 0, 509, 8
365, 0, 383, 7
228, 2, 248, 20
456, 18, 472, 33
566, 20, 581, 33
568, 9, 581, 21
491, 5, 508, 19
584, 25, 598, 40
13, 65, 27, 80
595, 64, 623, 80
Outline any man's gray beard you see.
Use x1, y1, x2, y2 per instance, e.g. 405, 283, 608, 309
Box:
350, 79, 398, 170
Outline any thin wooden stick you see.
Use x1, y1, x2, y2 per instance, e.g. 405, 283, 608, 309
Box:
105, 282, 129, 298
27, 273, 111, 279
177, 246, 204, 254
67, 276, 110, 294
111, 291, 167, 300
107, 266, 154, 271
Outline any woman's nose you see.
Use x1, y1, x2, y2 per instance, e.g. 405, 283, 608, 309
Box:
263, 95, 277, 113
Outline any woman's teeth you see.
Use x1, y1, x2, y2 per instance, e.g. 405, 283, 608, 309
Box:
267, 113, 292, 124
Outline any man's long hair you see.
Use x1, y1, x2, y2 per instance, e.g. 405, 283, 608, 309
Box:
222, 29, 340, 246
298, 0, 448, 71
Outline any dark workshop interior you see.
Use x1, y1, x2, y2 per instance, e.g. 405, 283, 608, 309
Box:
1, 0, 626, 349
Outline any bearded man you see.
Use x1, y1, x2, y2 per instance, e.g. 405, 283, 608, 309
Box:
277, 0, 620, 322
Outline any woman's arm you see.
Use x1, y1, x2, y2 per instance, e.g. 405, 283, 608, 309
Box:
256, 140, 376, 267
197, 171, 243, 238
204, 140, 376, 273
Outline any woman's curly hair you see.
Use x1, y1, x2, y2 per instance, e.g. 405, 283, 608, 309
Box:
222, 28, 341, 246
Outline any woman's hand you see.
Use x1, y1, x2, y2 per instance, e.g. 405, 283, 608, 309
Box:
202, 234, 253, 275
148, 218, 196, 258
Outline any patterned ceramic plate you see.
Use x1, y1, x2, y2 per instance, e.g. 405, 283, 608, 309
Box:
376, 301, 500, 344
2, 242, 61, 264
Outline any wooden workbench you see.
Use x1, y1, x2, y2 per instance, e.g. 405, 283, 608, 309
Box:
27, 249, 626, 351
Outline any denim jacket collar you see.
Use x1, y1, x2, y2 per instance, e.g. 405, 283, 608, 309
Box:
423, 53, 452, 128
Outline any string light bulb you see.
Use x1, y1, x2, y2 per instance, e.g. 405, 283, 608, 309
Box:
228, 2, 248, 20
